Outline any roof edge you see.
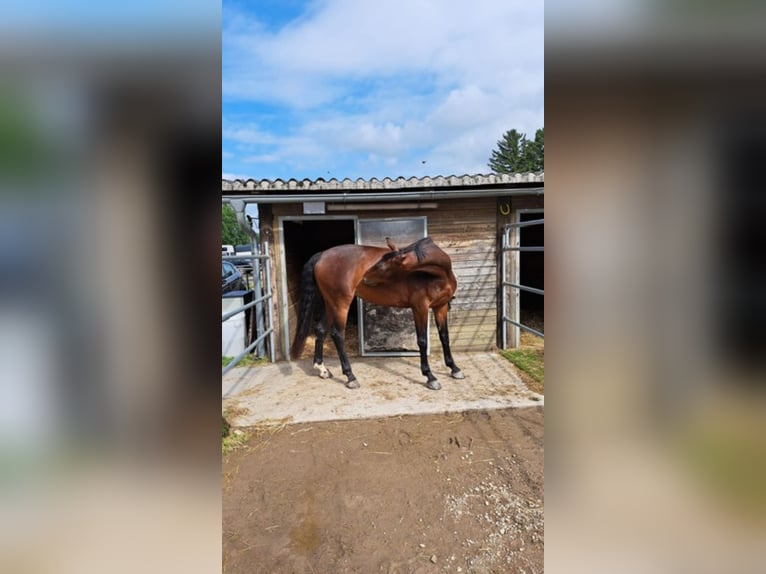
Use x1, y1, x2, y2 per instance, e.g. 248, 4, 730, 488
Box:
221, 172, 543, 192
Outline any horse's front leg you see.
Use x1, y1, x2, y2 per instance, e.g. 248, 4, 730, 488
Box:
434, 303, 464, 379
413, 306, 440, 390
329, 302, 359, 389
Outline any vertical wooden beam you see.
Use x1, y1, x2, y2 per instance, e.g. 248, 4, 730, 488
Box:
497, 197, 515, 348
259, 204, 284, 360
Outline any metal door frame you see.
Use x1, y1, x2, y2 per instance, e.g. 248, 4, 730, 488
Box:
501, 208, 544, 348
277, 215, 358, 360
356, 216, 428, 357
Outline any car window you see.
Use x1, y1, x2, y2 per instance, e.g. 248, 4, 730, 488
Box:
222, 262, 236, 278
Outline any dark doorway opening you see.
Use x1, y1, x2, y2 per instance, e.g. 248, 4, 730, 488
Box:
283, 219, 358, 357
520, 212, 544, 334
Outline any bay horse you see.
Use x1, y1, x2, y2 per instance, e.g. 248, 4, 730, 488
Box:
290, 236, 465, 390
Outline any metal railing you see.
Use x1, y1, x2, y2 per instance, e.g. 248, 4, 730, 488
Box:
222, 244, 276, 375
501, 218, 544, 347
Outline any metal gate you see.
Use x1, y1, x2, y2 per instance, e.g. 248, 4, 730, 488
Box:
222, 200, 276, 375
501, 216, 544, 348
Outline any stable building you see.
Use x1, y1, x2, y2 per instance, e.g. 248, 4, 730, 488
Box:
221, 173, 543, 361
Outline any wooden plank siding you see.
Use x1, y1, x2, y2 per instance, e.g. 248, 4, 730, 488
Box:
511, 195, 544, 211
425, 198, 497, 352
268, 198, 499, 357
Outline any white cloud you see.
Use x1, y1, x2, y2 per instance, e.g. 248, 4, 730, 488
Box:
224, 0, 542, 105
221, 172, 252, 180
223, 124, 278, 145
429, 86, 497, 131
223, 0, 543, 178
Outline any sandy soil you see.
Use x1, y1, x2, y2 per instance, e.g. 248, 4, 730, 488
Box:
223, 407, 543, 573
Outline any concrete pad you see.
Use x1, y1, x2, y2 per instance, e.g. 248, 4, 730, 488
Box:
222, 351, 543, 427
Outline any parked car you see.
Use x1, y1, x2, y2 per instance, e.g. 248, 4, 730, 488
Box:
222, 244, 235, 257
232, 244, 254, 273
222, 261, 246, 293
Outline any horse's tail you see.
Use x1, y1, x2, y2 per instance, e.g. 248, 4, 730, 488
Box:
290, 252, 322, 360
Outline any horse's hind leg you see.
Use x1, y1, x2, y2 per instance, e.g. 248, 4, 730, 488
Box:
413, 305, 440, 390
313, 303, 331, 379
328, 299, 359, 389
434, 303, 464, 379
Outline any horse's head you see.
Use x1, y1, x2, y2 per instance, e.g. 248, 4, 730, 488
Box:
364, 237, 445, 286
363, 247, 419, 285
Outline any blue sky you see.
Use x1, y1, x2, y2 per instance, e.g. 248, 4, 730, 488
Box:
223, 0, 543, 181
1, 1, 218, 30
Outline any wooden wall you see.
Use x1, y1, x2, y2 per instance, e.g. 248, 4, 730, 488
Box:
426, 198, 498, 351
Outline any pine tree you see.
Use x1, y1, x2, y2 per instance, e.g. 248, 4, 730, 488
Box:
525, 128, 544, 172
488, 128, 544, 173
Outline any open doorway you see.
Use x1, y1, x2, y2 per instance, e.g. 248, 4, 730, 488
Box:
519, 211, 544, 339
280, 217, 357, 358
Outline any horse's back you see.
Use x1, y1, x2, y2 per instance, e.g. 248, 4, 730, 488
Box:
312, 239, 455, 298
318, 243, 389, 265
313, 244, 389, 295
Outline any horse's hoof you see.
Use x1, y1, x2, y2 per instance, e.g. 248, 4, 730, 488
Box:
426, 379, 441, 391
313, 363, 331, 379
346, 379, 360, 389
451, 370, 465, 380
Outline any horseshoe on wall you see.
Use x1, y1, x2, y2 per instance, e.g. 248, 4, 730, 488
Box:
498, 202, 511, 216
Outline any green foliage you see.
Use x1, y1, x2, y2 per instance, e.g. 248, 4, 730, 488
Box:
0, 89, 60, 182
222, 204, 252, 246
488, 127, 544, 174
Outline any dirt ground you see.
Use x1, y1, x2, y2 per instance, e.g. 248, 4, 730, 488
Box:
223, 406, 543, 574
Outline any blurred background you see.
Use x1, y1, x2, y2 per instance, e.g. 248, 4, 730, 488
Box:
0, 2, 221, 572
546, 1, 766, 572
4, 1, 766, 572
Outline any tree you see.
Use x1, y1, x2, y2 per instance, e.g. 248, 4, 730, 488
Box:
222, 204, 252, 246
525, 127, 544, 172
488, 127, 544, 173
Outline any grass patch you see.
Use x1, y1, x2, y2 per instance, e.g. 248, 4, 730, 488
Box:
500, 348, 544, 393
222, 410, 292, 456
222, 427, 250, 455
222, 354, 268, 369
222, 409, 251, 455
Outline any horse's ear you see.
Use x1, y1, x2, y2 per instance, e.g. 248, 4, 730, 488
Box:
385, 237, 397, 251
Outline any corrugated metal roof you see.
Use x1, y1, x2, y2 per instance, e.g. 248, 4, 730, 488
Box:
222, 172, 543, 192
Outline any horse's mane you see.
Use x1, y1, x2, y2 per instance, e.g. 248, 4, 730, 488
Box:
380, 236, 433, 263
